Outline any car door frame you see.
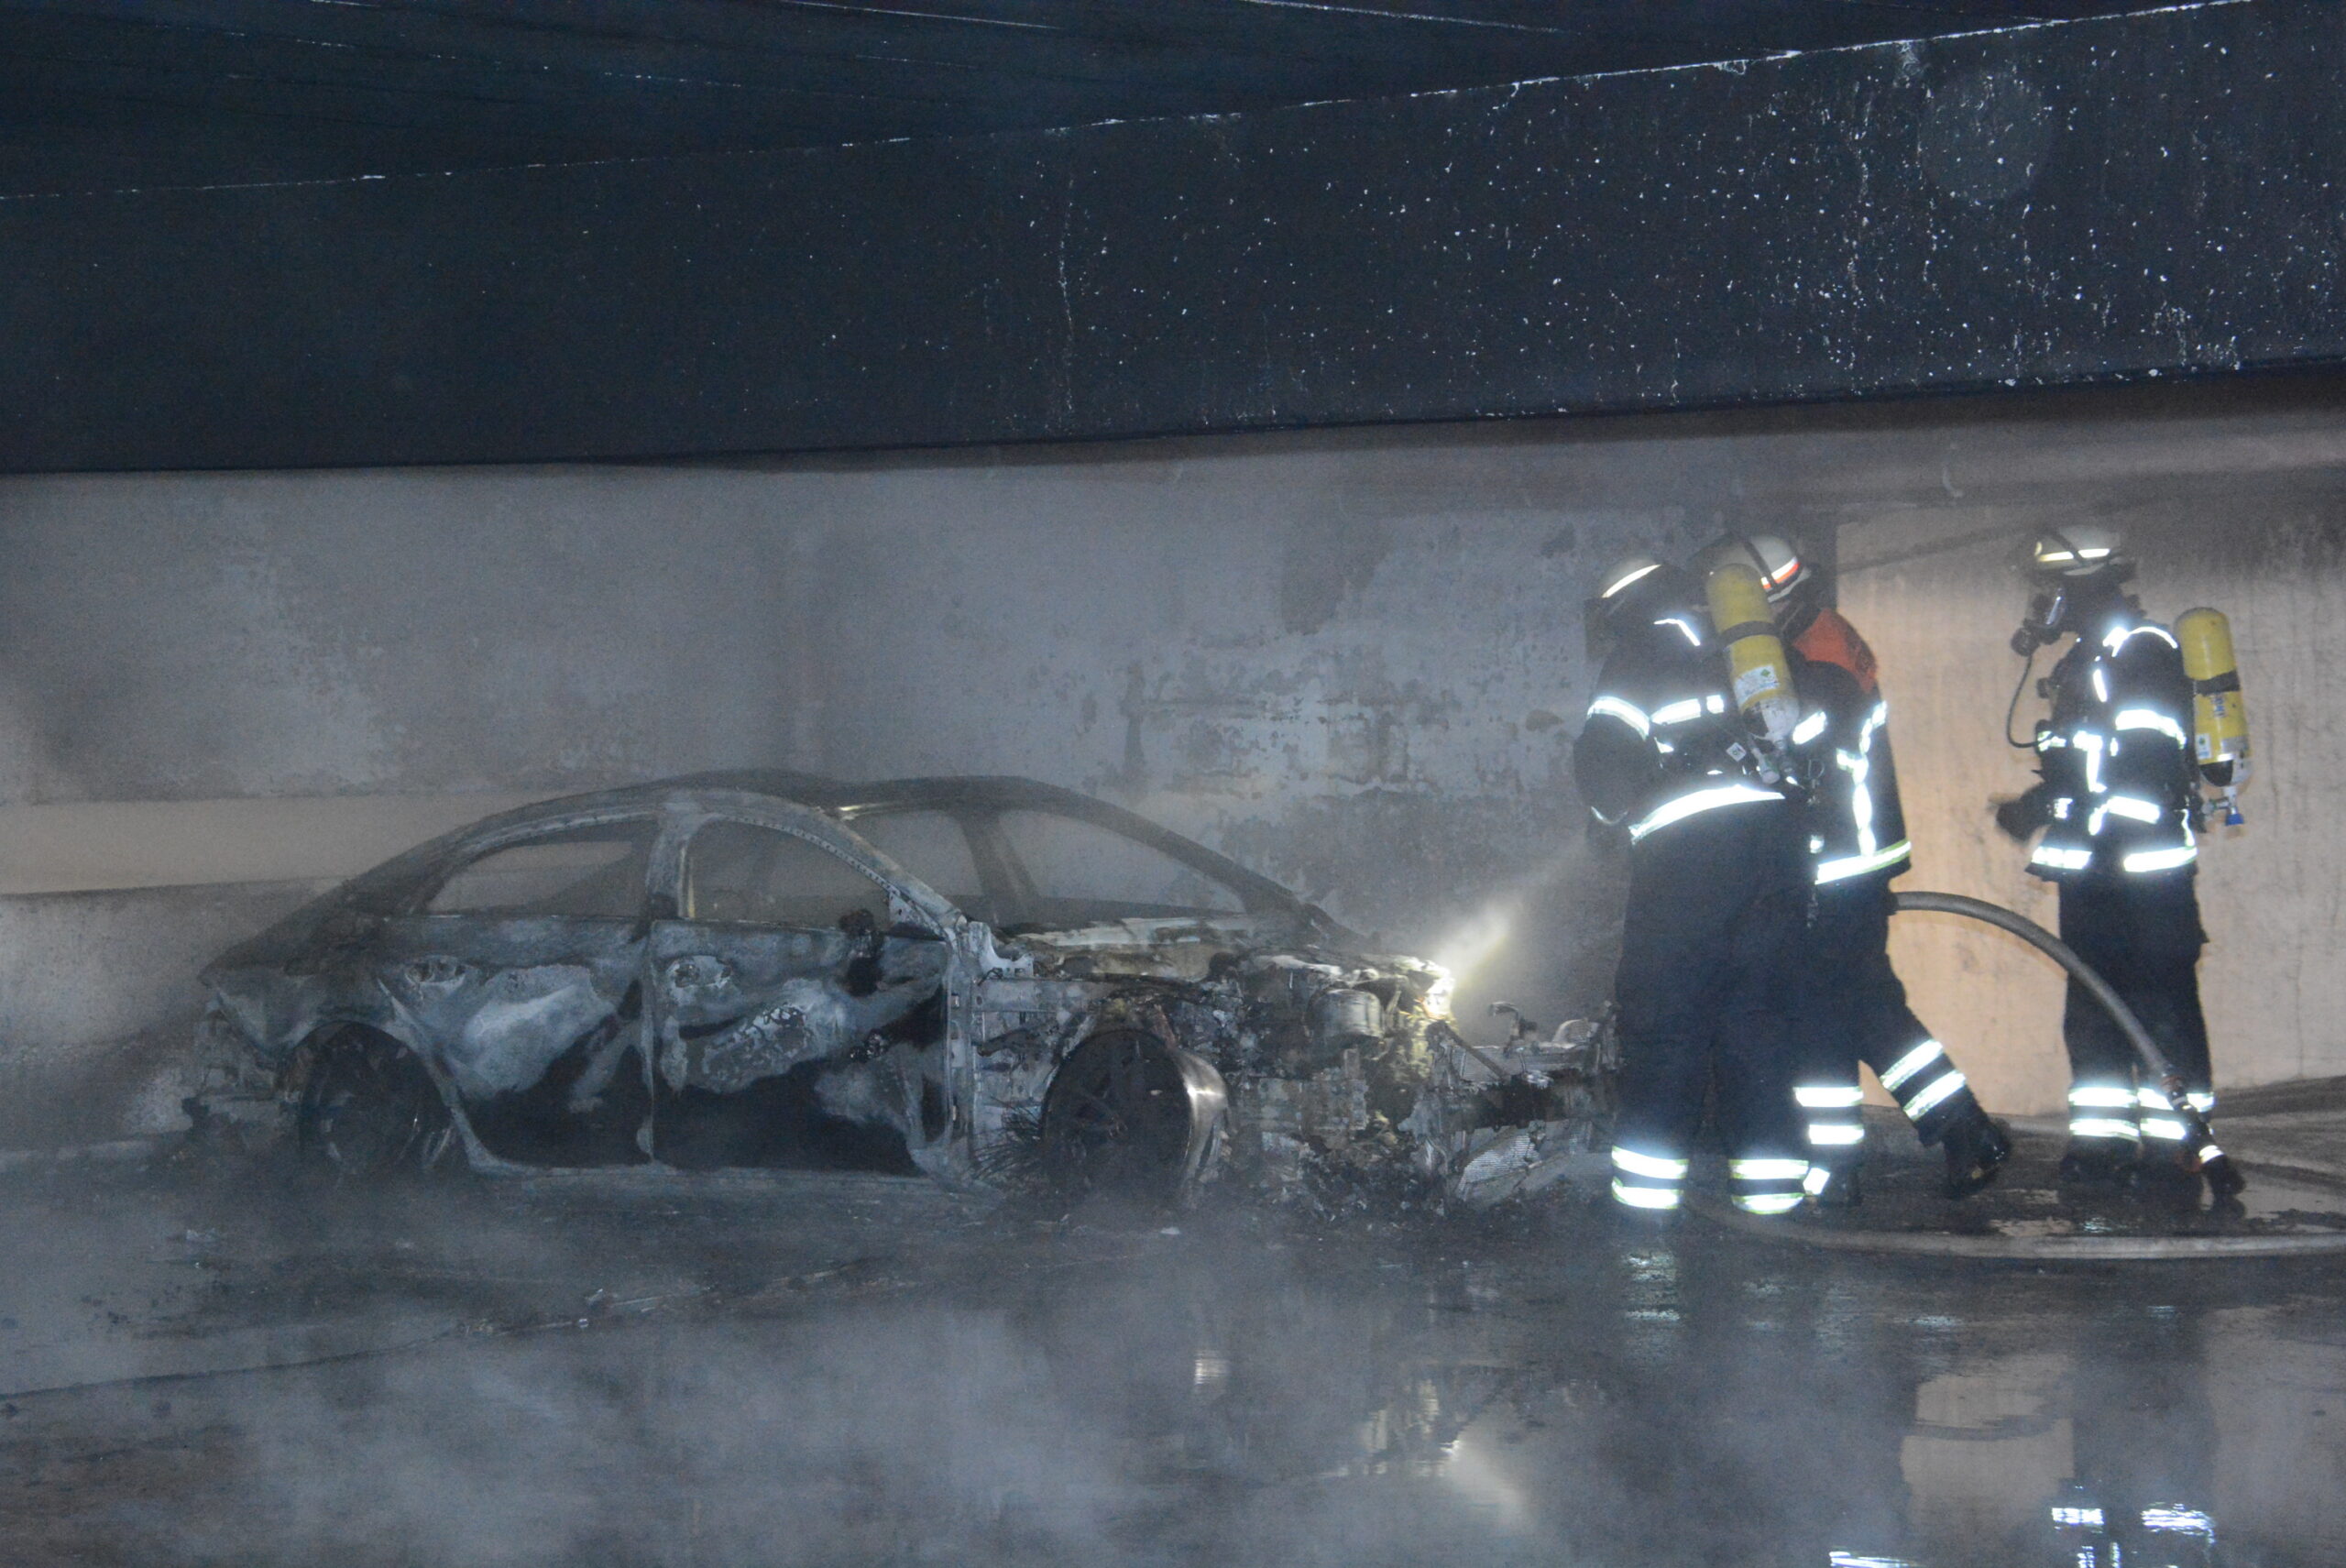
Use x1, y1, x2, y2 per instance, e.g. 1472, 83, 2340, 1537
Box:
643, 789, 972, 1177
361, 801, 666, 1172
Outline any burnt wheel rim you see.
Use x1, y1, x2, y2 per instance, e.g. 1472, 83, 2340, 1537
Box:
1042, 1033, 1197, 1196
298, 1036, 453, 1179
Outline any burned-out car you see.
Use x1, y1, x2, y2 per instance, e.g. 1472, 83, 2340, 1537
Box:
194, 773, 1614, 1204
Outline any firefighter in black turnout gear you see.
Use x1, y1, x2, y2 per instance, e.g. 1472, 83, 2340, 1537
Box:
1700, 535, 2012, 1205
1573, 553, 1811, 1218
1994, 526, 2218, 1197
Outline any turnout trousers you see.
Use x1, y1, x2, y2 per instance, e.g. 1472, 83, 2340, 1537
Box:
1794, 879, 1986, 1167
1609, 798, 1811, 1215
2056, 869, 2213, 1158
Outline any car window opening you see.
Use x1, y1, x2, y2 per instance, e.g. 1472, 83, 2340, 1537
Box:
425, 821, 659, 919
991, 807, 1247, 927
682, 818, 893, 928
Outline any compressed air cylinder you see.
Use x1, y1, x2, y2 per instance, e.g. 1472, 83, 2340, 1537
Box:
2178, 607, 2249, 824
2177, 609, 2250, 782
1705, 561, 1799, 746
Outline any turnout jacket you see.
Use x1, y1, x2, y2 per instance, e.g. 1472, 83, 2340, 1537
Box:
1782, 605, 1913, 887
2017, 614, 2199, 881
1786, 616, 1912, 888
1574, 610, 1788, 842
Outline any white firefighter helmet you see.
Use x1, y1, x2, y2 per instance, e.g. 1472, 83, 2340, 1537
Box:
2029, 524, 2124, 576
1698, 533, 1810, 603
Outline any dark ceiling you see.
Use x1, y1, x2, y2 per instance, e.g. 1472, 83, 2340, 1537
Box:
1, 0, 2170, 200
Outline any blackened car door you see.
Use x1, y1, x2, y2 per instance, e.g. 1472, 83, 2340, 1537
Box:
368, 811, 662, 1164
647, 814, 949, 1168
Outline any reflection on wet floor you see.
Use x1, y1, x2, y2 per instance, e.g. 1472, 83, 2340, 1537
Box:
2, 1168, 2343, 1566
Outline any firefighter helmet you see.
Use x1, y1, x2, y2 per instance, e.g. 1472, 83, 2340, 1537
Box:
2027, 525, 2125, 576
1595, 552, 1668, 604
1585, 550, 1692, 659
2012, 524, 2134, 652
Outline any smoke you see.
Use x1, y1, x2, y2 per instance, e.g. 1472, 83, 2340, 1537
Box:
5, 1175, 1625, 1566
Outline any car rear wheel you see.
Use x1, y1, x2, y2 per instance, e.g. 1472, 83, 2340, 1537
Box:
294, 1029, 458, 1180
1041, 1030, 1225, 1201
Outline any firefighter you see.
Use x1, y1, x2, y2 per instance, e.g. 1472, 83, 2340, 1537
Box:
1993, 525, 2214, 1198
1700, 534, 2012, 1204
1573, 551, 1811, 1220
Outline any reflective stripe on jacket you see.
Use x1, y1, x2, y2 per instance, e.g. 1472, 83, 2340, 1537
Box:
1787, 615, 1911, 888
1573, 614, 1789, 843
2029, 620, 2198, 881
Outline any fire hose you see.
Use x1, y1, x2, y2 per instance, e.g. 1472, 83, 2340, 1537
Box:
1892, 890, 2245, 1203
1694, 891, 2346, 1260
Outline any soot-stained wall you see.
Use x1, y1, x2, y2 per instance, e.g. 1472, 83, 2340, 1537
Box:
2, 379, 2343, 1143
0, 474, 808, 804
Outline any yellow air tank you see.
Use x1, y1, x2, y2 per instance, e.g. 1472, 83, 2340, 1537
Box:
1705, 560, 1799, 746
2177, 607, 2250, 823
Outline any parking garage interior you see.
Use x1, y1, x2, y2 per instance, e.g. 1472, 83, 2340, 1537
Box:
5, 4, 2346, 1564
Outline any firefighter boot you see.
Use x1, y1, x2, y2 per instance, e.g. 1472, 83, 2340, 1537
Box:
1806, 1157, 1864, 1210
1939, 1105, 2012, 1199
2131, 1145, 2206, 1211
2057, 1140, 2136, 1190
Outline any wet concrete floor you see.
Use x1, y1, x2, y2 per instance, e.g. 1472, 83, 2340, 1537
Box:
3, 1135, 2344, 1567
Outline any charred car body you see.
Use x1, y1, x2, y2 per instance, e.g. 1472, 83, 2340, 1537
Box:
195, 773, 1614, 1204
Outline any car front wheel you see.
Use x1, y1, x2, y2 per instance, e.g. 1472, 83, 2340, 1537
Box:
292, 1028, 459, 1181
1040, 1029, 1225, 1201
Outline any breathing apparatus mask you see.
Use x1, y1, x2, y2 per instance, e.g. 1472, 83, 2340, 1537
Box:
2010, 526, 2133, 655
2004, 527, 2135, 749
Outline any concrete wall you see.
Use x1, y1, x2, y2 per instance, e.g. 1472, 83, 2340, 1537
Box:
2, 380, 2341, 1141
